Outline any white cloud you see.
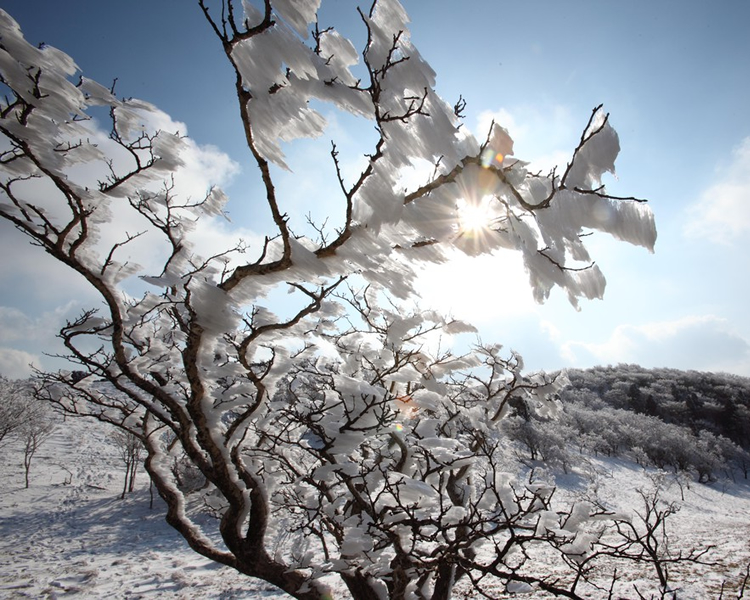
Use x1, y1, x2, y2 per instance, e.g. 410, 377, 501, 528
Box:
0, 348, 39, 378
539, 320, 562, 342
90, 110, 246, 276
685, 137, 750, 244
475, 108, 524, 145
3, 98, 264, 276
474, 104, 576, 174
562, 315, 750, 375
0, 105, 265, 376
0, 303, 87, 378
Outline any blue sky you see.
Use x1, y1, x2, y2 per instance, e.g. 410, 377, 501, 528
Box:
1, 0, 750, 377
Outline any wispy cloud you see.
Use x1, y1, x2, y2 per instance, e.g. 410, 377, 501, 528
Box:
685, 137, 750, 244
561, 315, 750, 375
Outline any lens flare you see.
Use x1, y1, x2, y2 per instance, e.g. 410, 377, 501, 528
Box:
480, 147, 504, 168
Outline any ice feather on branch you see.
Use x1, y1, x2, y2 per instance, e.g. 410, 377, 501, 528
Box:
0, 1, 660, 598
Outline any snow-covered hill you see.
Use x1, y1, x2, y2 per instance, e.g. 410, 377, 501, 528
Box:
1, 413, 749, 599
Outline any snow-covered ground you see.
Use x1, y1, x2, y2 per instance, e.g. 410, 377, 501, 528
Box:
550, 459, 750, 599
1, 414, 749, 599
0, 417, 285, 599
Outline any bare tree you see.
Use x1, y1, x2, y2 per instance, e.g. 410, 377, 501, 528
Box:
614, 479, 714, 597
1, 377, 56, 488
0, 2, 663, 598
0, 377, 34, 446
20, 417, 55, 488
555, 473, 717, 599
113, 430, 144, 499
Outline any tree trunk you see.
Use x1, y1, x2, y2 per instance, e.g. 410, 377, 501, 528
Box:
23, 444, 34, 489
128, 451, 138, 492
341, 572, 384, 600
121, 460, 131, 499
431, 564, 456, 600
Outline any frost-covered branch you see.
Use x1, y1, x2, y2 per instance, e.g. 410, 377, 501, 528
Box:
0, 1, 660, 598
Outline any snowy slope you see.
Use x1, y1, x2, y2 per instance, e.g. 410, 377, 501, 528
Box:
1, 413, 749, 599
0, 416, 286, 599
551, 458, 750, 598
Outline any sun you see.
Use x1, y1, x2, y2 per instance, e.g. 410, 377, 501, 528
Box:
457, 197, 493, 234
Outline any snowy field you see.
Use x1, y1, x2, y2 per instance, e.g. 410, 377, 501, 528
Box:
1, 414, 749, 599
0, 417, 285, 599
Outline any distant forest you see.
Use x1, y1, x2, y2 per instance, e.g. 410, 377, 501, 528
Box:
502, 364, 750, 482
